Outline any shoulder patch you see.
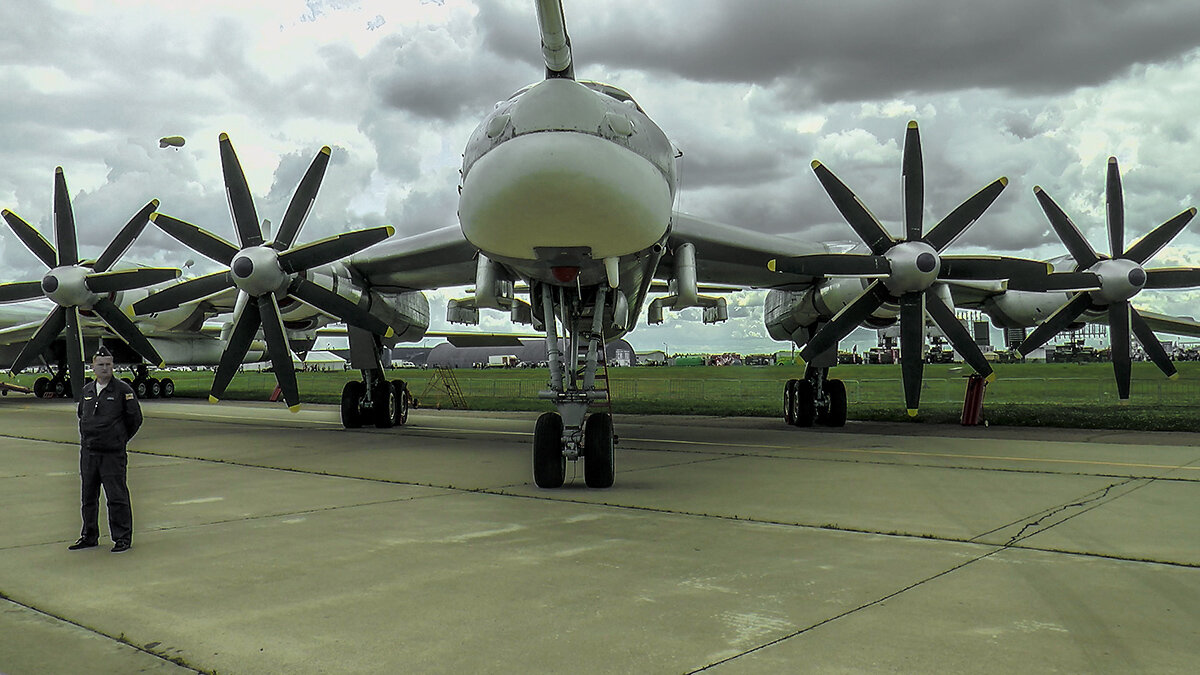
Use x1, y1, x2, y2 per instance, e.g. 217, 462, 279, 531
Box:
125, 393, 135, 400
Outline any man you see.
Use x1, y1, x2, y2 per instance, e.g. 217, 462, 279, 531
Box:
70, 346, 143, 553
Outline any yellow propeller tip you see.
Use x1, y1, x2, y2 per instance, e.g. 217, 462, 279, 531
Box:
1118, 398, 1130, 406
150, 199, 160, 207
1, 209, 9, 217
1190, 207, 1198, 216
984, 373, 997, 384
385, 327, 395, 338
811, 160, 822, 169
1169, 373, 1180, 381
288, 404, 302, 413
767, 259, 777, 272
1108, 156, 1118, 164
208, 395, 220, 404
998, 176, 1009, 187
148, 212, 159, 222
907, 409, 919, 417
384, 225, 396, 236
55, 166, 64, 174
219, 132, 230, 142
1033, 185, 1043, 193
907, 120, 918, 129
157, 361, 166, 368
320, 146, 332, 155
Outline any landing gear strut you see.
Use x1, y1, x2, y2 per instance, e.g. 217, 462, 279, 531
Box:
532, 282, 615, 489
122, 364, 173, 399
784, 365, 846, 428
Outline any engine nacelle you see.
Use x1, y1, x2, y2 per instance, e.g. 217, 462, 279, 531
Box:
980, 290, 1074, 329
765, 277, 897, 345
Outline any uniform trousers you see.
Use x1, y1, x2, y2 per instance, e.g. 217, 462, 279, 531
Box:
79, 448, 132, 544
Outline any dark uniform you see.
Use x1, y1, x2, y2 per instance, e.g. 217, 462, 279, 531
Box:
77, 377, 142, 548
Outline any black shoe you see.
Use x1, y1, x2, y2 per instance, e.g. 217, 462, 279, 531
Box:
111, 541, 131, 553
68, 538, 98, 550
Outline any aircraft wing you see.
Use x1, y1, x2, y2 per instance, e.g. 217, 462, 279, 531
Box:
666, 212, 828, 290
349, 225, 480, 291
1135, 310, 1200, 338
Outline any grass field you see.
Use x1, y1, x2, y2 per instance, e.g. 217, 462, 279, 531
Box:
10, 361, 1200, 431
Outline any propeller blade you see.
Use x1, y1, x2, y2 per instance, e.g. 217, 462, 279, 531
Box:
938, 256, 1049, 280
1006, 271, 1101, 292
925, 289, 994, 381
85, 267, 180, 293
132, 270, 233, 315
64, 306, 84, 402
150, 212, 239, 266
811, 160, 893, 254
1017, 292, 1093, 356
921, 177, 1008, 252
219, 133, 264, 248
273, 146, 331, 250
277, 225, 395, 273
0, 280, 44, 302
1106, 157, 1124, 258
799, 281, 891, 362
1130, 307, 1178, 379
1121, 207, 1197, 265
289, 277, 394, 337
2, 209, 58, 268
767, 254, 890, 277
1144, 267, 1200, 289
53, 168, 79, 266
1034, 186, 1099, 268
210, 297, 261, 401
899, 293, 925, 416
257, 294, 300, 411
9, 306, 66, 375
903, 121, 924, 241
90, 297, 165, 367
93, 200, 158, 273
1109, 301, 1131, 401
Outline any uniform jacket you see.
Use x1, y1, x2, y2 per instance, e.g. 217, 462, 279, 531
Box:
78, 378, 143, 452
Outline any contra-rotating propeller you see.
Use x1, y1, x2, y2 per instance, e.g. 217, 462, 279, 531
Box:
1016, 157, 1198, 400
132, 134, 395, 411
770, 121, 1046, 416
0, 168, 179, 399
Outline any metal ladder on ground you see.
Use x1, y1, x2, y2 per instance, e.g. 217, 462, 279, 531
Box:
421, 366, 467, 409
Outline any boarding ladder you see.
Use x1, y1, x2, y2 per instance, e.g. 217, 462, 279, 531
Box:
421, 366, 468, 409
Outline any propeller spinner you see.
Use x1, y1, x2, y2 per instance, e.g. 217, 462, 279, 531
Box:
1017, 157, 1198, 400
133, 134, 396, 411
0, 169, 178, 400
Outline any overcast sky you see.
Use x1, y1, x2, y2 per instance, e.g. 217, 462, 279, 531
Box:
3, 0, 1200, 355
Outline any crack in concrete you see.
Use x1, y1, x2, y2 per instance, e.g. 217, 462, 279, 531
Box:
1003, 478, 1138, 546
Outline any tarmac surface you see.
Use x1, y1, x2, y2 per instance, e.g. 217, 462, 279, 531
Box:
0, 396, 1198, 674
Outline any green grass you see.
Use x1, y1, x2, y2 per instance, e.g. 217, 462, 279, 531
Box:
9, 361, 1200, 431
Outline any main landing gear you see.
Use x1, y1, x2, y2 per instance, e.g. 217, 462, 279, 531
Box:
340, 368, 409, 429
532, 282, 615, 489
121, 363, 174, 399
783, 365, 847, 428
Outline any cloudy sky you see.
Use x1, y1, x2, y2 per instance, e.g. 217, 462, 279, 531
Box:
4, 0, 1200, 354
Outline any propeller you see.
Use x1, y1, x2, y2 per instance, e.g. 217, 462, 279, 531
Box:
1016, 157, 1198, 400
133, 134, 396, 411
771, 121, 1030, 416
1, 168, 177, 399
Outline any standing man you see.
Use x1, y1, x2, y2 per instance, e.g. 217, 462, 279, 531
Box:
70, 346, 142, 553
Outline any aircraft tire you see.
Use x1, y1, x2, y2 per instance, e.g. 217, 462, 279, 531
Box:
149, 378, 162, 399
390, 380, 409, 426
372, 380, 396, 429
783, 379, 798, 425
134, 380, 149, 399
533, 412, 565, 489
341, 380, 365, 429
583, 412, 615, 489
792, 380, 816, 427
823, 379, 847, 427
54, 379, 68, 398
33, 377, 49, 398
161, 378, 175, 398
